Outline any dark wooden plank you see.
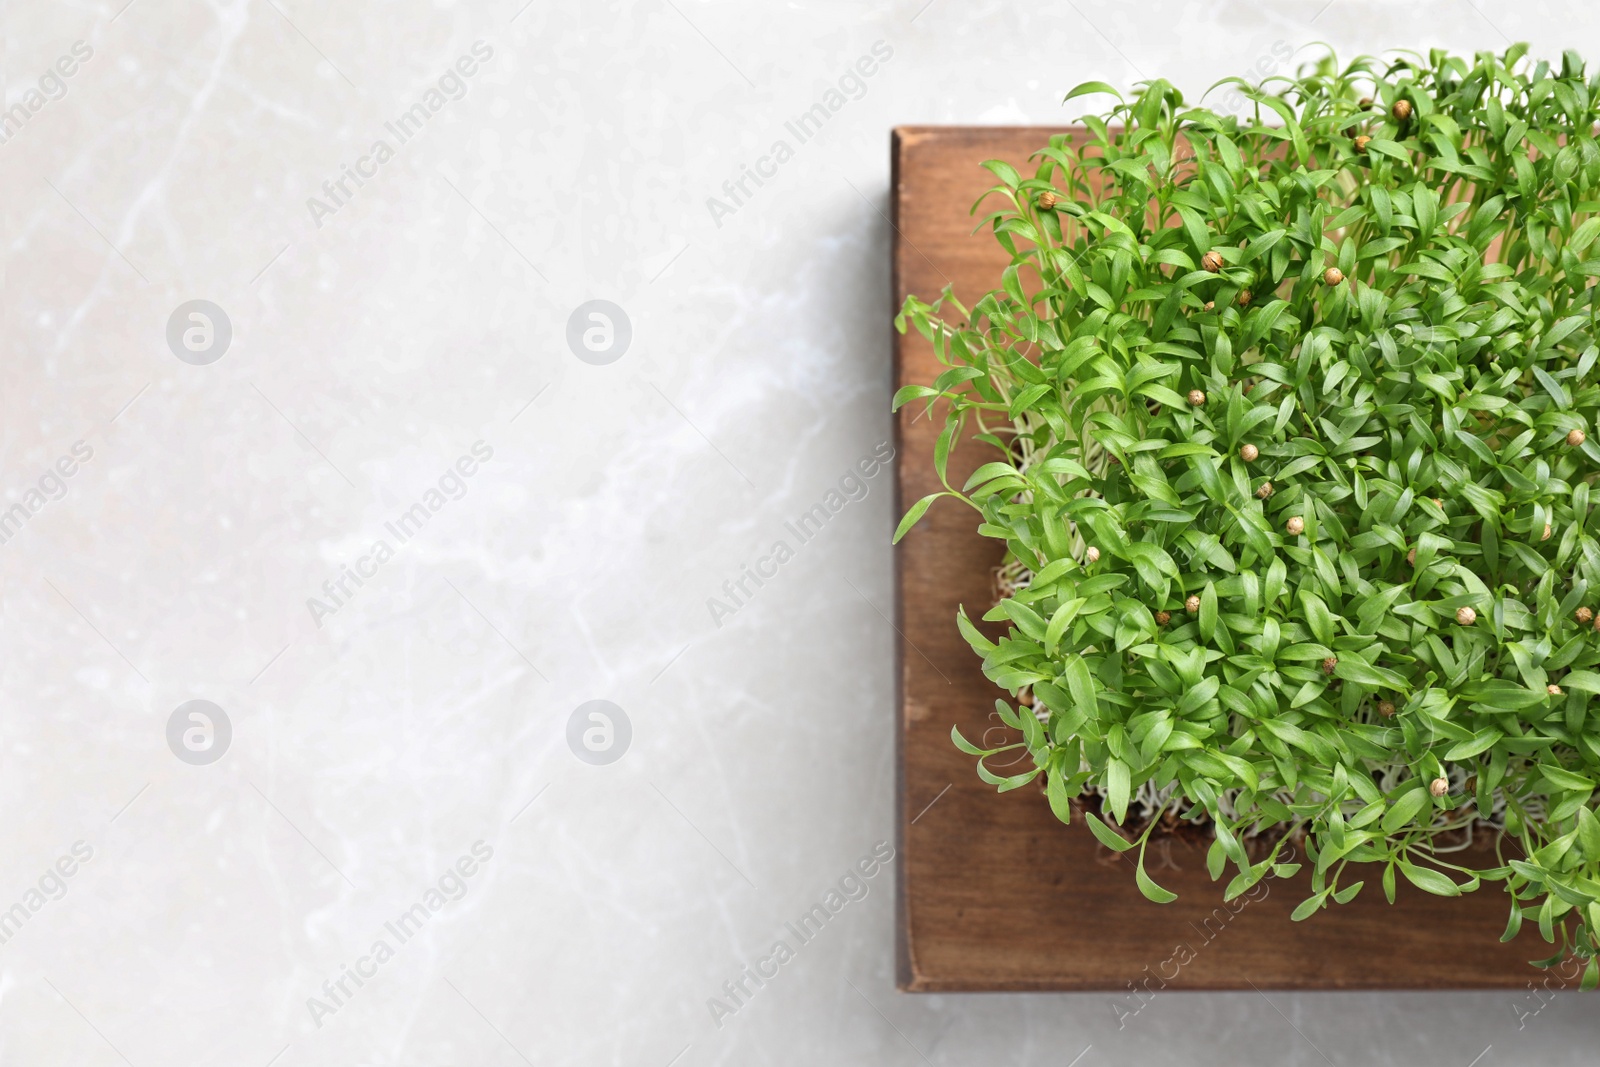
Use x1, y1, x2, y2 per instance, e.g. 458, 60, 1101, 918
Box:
892, 125, 1540, 991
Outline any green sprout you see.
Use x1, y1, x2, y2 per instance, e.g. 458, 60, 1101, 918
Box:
895, 44, 1600, 983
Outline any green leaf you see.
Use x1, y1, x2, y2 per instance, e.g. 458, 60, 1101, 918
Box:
1044, 597, 1085, 655
1300, 591, 1335, 646
1560, 671, 1600, 694
1399, 861, 1461, 897
1502, 901, 1524, 942
1136, 847, 1178, 904
1085, 812, 1135, 852
1333, 657, 1408, 691
981, 159, 1022, 189
1443, 728, 1503, 760
1570, 216, 1600, 255
1381, 786, 1430, 833
950, 724, 993, 756
1538, 764, 1596, 792
1046, 764, 1074, 824
892, 384, 942, 410
1291, 891, 1329, 921
1333, 880, 1365, 904
963, 461, 1021, 491
1157, 442, 1218, 460
893, 493, 947, 543
1064, 654, 1097, 719
1105, 759, 1131, 823
1064, 80, 1123, 104
1578, 808, 1600, 860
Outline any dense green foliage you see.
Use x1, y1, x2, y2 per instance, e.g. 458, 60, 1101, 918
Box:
894, 45, 1600, 978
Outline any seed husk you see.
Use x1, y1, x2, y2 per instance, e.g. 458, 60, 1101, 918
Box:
1240, 443, 1259, 462
1323, 267, 1344, 286
1086, 546, 1100, 563
1256, 481, 1274, 499
1568, 428, 1587, 447
1456, 606, 1477, 625
1185, 595, 1201, 614
1201, 250, 1224, 272
1188, 389, 1206, 406
1429, 777, 1449, 797
1322, 656, 1338, 675
1393, 98, 1413, 121
1286, 516, 1305, 535
1035, 190, 1059, 210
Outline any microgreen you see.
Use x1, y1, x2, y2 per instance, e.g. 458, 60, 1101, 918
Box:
895, 45, 1600, 981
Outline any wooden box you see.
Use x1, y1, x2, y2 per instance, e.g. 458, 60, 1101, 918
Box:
891, 126, 1537, 991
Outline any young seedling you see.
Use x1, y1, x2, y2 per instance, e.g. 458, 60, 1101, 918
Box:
894, 44, 1600, 981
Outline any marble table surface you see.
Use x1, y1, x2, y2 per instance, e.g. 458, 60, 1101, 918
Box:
1, 0, 1595, 1063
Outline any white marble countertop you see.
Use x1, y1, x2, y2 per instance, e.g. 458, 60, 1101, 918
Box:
1, 0, 1595, 1062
